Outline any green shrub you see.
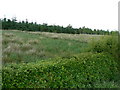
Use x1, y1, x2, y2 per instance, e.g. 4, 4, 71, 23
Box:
88, 35, 120, 72
89, 35, 118, 58
2, 52, 119, 88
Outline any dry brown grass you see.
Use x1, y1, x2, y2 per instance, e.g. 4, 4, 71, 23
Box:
2, 37, 23, 45
5, 30, 104, 43
21, 43, 33, 51
3, 33, 15, 37
27, 31, 103, 43
2, 32, 24, 45
3, 43, 21, 54
25, 49, 36, 54
28, 39, 39, 44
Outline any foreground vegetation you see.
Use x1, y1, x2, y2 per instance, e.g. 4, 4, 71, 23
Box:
2, 30, 120, 88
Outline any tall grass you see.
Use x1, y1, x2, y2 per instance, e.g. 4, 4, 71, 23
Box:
2, 30, 88, 64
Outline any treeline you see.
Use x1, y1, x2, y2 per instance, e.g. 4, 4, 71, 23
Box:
1, 17, 118, 35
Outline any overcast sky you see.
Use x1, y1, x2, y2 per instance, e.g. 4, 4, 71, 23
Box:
0, 0, 119, 31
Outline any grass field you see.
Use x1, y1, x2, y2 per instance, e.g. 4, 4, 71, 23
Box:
2, 30, 120, 88
2, 30, 90, 64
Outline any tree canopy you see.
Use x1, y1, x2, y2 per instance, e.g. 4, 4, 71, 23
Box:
1, 17, 118, 35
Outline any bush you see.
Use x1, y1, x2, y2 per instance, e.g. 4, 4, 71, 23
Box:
2, 52, 119, 88
89, 35, 118, 58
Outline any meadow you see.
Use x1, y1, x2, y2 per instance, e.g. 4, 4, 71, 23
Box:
2, 30, 120, 88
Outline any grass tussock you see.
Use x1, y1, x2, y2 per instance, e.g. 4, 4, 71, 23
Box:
25, 49, 36, 55
28, 39, 39, 44
3, 37, 23, 45
3, 33, 15, 37
20, 43, 33, 51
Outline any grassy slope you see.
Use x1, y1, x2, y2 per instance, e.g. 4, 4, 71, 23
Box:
2, 30, 89, 64
2, 30, 120, 88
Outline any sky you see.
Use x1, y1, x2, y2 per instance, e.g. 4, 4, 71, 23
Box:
0, 0, 119, 31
